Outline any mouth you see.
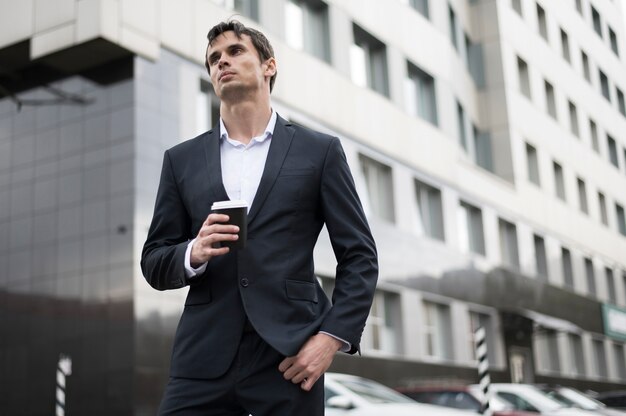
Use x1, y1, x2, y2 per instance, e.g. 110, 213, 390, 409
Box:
219, 71, 235, 81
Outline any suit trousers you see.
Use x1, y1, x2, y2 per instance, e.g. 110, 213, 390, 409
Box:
158, 327, 325, 416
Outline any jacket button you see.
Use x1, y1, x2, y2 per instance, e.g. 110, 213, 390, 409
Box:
240, 278, 249, 287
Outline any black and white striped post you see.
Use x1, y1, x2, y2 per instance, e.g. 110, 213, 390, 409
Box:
56, 354, 72, 416
474, 327, 492, 416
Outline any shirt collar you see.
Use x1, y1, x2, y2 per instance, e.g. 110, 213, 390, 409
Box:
219, 110, 277, 145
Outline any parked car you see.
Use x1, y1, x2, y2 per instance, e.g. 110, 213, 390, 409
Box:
395, 385, 538, 416
537, 386, 626, 416
324, 373, 475, 416
479, 384, 601, 416
595, 391, 626, 410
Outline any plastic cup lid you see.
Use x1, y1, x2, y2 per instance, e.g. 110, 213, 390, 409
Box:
211, 200, 248, 210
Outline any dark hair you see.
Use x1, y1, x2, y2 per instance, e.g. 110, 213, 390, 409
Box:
205, 20, 277, 92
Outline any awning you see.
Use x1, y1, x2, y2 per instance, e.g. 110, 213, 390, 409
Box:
516, 309, 582, 334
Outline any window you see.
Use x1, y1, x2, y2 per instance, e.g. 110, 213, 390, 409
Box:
568, 333, 585, 376
405, 62, 438, 125
458, 201, 486, 255
589, 119, 599, 152
497, 393, 539, 413
351, 24, 389, 97
285, 0, 331, 63
197, 80, 220, 134
457, 100, 468, 150
606, 267, 617, 304
212, 0, 259, 21
599, 192, 609, 226
474, 127, 493, 172
534, 234, 548, 280
577, 177, 588, 214
414, 179, 445, 241
568, 101, 579, 137
545, 80, 557, 119
614, 344, 626, 380
526, 143, 540, 185
469, 311, 495, 362
359, 154, 395, 223
562, 247, 574, 289
593, 339, 608, 378
608, 135, 619, 168
609, 27, 619, 56
362, 291, 402, 354
449, 5, 459, 51
616, 203, 626, 236
560, 29, 571, 63
600, 70, 611, 101
518, 57, 532, 99
537, 4, 548, 41
512, 0, 522, 16
553, 161, 566, 201
466, 37, 485, 88
423, 301, 453, 359
408, 0, 429, 18
585, 257, 597, 296
499, 218, 520, 268
617, 88, 626, 117
535, 329, 560, 373
622, 270, 626, 308
581, 51, 591, 82
592, 6, 603, 38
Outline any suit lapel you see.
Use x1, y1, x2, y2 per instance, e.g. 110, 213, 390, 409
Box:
247, 116, 294, 225
203, 126, 230, 202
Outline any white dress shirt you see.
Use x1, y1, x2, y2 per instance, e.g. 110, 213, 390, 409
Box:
184, 110, 276, 277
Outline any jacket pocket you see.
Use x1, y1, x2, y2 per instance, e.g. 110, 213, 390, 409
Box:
285, 280, 318, 303
185, 285, 212, 306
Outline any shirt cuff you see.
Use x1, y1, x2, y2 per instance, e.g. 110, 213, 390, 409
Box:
184, 238, 207, 278
319, 331, 351, 353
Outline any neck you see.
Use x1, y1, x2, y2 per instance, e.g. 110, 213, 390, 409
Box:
220, 98, 272, 145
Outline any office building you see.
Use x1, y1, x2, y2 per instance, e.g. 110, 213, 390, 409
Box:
1, 0, 625, 414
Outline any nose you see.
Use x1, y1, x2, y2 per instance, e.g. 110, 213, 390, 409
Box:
218, 55, 230, 70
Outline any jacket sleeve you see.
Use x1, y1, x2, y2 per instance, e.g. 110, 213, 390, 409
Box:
317, 137, 378, 354
141, 150, 192, 290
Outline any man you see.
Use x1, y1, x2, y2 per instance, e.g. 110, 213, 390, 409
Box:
141, 19, 378, 415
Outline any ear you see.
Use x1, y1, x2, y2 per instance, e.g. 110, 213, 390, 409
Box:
264, 57, 277, 78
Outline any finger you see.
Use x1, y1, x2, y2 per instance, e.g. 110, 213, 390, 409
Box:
197, 224, 239, 239
207, 246, 230, 257
209, 233, 239, 245
207, 213, 230, 225
290, 370, 309, 384
196, 232, 239, 247
283, 361, 307, 381
209, 224, 239, 234
278, 357, 295, 373
301, 376, 318, 391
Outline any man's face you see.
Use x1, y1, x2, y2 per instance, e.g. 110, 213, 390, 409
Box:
206, 31, 275, 101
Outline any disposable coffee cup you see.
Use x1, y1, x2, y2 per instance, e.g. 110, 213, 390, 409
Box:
211, 200, 248, 250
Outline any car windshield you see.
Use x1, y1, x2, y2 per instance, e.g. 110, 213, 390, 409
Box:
468, 386, 517, 411
334, 378, 416, 404
496, 386, 565, 412
556, 388, 604, 410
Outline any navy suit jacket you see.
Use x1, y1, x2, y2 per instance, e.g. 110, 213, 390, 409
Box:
141, 115, 378, 379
